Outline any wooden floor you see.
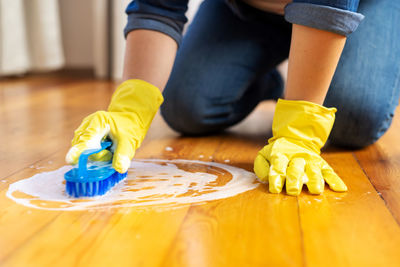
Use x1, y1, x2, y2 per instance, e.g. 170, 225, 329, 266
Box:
1, 74, 400, 267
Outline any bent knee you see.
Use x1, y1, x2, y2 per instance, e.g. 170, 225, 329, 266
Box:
160, 104, 209, 135
160, 91, 229, 135
329, 110, 394, 148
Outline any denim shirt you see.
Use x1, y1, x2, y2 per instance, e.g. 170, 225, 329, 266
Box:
124, 0, 364, 46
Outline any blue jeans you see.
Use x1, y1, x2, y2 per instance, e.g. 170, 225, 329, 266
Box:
160, 0, 400, 148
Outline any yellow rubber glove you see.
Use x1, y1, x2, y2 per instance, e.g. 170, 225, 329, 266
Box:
254, 99, 347, 196
66, 79, 163, 173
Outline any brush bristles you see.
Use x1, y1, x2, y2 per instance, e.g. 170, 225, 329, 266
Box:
66, 172, 127, 197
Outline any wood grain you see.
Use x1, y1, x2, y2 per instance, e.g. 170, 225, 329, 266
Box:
161, 135, 303, 267
353, 106, 400, 225
1, 74, 400, 267
300, 151, 400, 267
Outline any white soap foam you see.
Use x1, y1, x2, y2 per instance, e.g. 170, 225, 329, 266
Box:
7, 159, 259, 211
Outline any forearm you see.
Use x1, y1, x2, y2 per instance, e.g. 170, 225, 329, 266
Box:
122, 29, 178, 90
284, 24, 347, 105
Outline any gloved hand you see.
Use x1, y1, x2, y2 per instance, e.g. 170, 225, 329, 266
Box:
253, 99, 347, 196
66, 79, 163, 173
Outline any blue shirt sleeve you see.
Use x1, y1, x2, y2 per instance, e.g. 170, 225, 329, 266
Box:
292, 0, 360, 12
284, 0, 365, 36
124, 0, 189, 46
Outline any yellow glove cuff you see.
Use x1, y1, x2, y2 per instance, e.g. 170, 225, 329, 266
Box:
108, 79, 164, 114
268, 99, 337, 154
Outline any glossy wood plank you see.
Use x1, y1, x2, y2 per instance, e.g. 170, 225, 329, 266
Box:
0, 78, 116, 178
0, 156, 65, 261
3, 198, 190, 267
1, 75, 400, 267
161, 135, 303, 267
0, 136, 190, 267
353, 106, 400, 224
300, 151, 400, 267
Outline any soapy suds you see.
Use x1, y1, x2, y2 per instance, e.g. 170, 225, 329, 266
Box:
7, 159, 259, 211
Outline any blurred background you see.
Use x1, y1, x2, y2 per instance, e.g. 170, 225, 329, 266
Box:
0, 0, 204, 81
0, 0, 287, 81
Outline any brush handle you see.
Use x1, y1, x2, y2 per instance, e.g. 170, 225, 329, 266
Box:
78, 141, 112, 178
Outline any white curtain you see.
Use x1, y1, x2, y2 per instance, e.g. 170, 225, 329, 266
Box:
0, 0, 64, 76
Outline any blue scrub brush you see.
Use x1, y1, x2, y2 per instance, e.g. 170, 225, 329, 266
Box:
64, 141, 127, 197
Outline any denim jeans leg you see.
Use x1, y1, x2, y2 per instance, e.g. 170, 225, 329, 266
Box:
324, 0, 400, 148
161, 0, 292, 135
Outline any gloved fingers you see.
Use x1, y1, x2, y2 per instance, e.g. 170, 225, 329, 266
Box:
306, 162, 325, 194
71, 111, 109, 145
113, 136, 137, 173
66, 118, 110, 165
269, 153, 289, 194
66, 142, 90, 165
322, 162, 347, 192
70, 114, 94, 144
89, 149, 113, 162
254, 154, 270, 183
286, 158, 306, 196
66, 130, 109, 164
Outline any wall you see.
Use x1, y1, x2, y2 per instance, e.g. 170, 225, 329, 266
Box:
59, 0, 94, 68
